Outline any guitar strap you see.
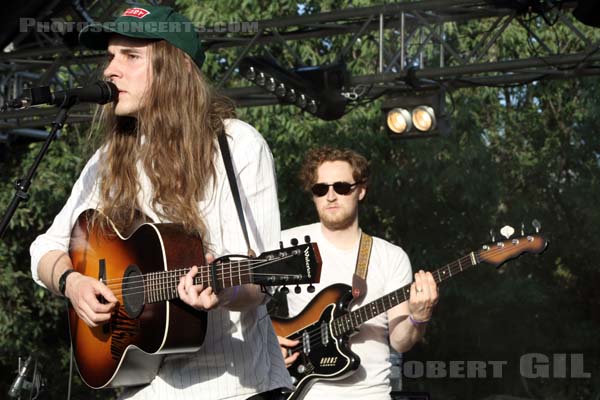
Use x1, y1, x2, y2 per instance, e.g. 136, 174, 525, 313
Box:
352, 232, 373, 300
217, 132, 256, 257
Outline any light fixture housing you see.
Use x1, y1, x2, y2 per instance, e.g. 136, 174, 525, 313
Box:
239, 56, 349, 121
382, 90, 449, 139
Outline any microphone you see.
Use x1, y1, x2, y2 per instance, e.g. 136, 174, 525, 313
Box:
8, 355, 33, 398
7, 81, 118, 109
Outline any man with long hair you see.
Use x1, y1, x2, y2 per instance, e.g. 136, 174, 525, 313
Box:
30, 5, 289, 399
277, 147, 438, 400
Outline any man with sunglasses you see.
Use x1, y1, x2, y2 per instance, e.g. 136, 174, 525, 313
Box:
277, 147, 438, 400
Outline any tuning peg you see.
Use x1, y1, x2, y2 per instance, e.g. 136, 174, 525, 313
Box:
307, 284, 315, 293
500, 225, 514, 239
279, 241, 284, 249
489, 229, 495, 242
291, 238, 298, 246
532, 219, 541, 233
521, 222, 525, 236
304, 235, 311, 243
294, 285, 301, 294
280, 286, 289, 295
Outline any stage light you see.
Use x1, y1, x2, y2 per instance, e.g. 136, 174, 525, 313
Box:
265, 77, 277, 92
386, 108, 412, 134
245, 66, 256, 81
297, 94, 307, 108
239, 56, 349, 120
275, 83, 286, 97
382, 90, 449, 139
285, 88, 296, 103
256, 72, 266, 86
412, 105, 436, 132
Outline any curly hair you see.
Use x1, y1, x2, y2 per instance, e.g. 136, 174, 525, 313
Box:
298, 146, 370, 193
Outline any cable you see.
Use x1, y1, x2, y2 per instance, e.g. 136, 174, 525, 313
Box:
67, 306, 73, 400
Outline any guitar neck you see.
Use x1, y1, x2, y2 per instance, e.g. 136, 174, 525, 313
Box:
333, 252, 480, 336
143, 260, 256, 304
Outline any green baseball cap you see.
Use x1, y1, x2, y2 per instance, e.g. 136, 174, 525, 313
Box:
79, 5, 205, 69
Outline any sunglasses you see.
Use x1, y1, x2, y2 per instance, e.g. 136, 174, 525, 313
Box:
311, 181, 362, 197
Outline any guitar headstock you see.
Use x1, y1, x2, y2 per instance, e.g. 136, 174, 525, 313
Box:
477, 229, 548, 268
253, 242, 322, 287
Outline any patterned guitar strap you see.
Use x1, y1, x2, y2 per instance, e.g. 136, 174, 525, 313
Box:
352, 232, 373, 300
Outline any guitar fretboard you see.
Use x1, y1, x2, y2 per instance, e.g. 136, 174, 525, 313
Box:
331, 252, 479, 336
142, 259, 256, 303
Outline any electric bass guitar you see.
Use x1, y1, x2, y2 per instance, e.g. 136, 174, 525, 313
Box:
272, 231, 547, 400
68, 209, 322, 389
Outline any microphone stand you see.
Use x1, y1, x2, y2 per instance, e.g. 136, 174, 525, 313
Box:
0, 101, 74, 239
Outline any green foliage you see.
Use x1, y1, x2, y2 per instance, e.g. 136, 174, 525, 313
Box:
0, 130, 111, 399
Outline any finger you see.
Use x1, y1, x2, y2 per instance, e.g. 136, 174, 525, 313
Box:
409, 282, 417, 300
424, 272, 436, 289
425, 272, 439, 304
205, 253, 215, 264
178, 276, 190, 302
284, 352, 300, 368
414, 272, 426, 295
419, 270, 432, 296
79, 300, 110, 326
89, 300, 116, 314
185, 266, 198, 293
202, 286, 214, 297
278, 336, 300, 347
76, 302, 98, 327
200, 287, 219, 309
96, 281, 118, 304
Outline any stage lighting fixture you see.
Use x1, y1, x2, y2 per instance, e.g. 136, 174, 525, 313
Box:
386, 108, 412, 134
239, 56, 349, 121
412, 105, 436, 132
382, 90, 449, 139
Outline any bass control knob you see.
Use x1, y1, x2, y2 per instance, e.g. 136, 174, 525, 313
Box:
297, 364, 306, 374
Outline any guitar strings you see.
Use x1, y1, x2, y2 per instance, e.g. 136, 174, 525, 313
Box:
284, 240, 534, 354
285, 254, 474, 353
98, 257, 267, 285
100, 253, 310, 299
99, 257, 276, 289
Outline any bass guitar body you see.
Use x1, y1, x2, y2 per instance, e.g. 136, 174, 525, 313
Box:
271, 284, 358, 400
68, 210, 207, 389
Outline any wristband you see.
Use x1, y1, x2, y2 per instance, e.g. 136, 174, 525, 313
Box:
58, 269, 77, 297
409, 314, 429, 326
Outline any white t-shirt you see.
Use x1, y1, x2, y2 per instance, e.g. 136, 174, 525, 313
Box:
30, 119, 290, 400
281, 222, 412, 400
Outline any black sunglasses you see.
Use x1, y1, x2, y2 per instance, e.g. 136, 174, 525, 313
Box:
311, 181, 362, 197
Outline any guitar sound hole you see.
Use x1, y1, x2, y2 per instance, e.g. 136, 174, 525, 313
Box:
122, 265, 144, 318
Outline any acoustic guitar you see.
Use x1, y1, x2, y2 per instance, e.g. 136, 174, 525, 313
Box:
68, 209, 322, 389
272, 231, 547, 400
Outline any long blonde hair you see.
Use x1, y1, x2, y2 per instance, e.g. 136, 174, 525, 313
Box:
94, 40, 235, 237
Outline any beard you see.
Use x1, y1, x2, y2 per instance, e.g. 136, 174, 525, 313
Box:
319, 207, 357, 231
